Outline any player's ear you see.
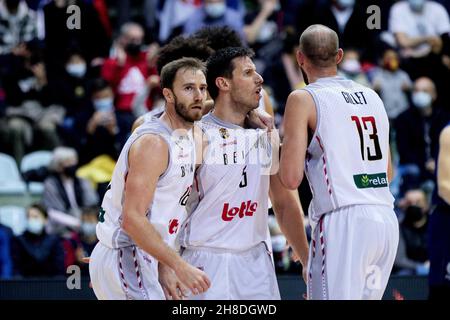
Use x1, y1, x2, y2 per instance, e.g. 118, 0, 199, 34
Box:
296, 50, 304, 67
216, 77, 230, 93
336, 48, 344, 65
163, 88, 175, 104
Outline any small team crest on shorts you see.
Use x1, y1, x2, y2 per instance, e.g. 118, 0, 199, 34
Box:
219, 128, 230, 139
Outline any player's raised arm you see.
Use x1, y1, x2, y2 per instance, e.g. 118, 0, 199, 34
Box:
121, 134, 210, 295
279, 90, 315, 190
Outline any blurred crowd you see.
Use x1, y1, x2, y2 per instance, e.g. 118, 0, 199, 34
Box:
0, 0, 449, 286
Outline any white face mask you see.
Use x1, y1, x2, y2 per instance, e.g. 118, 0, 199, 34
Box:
205, 2, 226, 18
412, 91, 432, 109
93, 97, 114, 112
66, 63, 87, 78
27, 217, 45, 235
341, 58, 361, 75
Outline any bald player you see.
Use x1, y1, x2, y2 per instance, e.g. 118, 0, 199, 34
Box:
279, 25, 399, 300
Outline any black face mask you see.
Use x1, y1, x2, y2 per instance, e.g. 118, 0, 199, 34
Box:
63, 165, 78, 178
403, 205, 424, 226
125, 43, 142, 57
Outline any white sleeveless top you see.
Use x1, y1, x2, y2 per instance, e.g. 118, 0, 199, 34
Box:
179, 113, 273, 251
303, 76, 394, 223
96, 117, 196, 249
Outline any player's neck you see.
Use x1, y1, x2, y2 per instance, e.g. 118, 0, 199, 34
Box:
307, 68, 339, 84
160, 110, 194, 132
212, 99, 247, 128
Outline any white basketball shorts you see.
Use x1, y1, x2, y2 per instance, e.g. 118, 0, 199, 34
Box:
181, 242, 281, 300
89, 242, 165, 300
307, 204, 399, 300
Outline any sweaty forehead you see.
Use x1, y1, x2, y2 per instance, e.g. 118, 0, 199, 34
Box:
174, 68, 206, 85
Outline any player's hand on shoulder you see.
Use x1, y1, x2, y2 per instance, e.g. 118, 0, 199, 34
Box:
246, 109, 274, 131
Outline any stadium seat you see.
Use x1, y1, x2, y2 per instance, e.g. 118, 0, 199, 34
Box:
20, 151, 53, 195
0, 153, 27, 195
0, 205, 27, 236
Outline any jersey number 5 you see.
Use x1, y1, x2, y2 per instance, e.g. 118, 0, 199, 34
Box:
351, 116, 383, 161
239, 166, 248, 188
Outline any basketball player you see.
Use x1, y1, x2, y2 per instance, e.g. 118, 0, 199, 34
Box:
429, 123, 450, 299
279, 25, 399, 300
89, 58, 211, 300
160, 47, 309, 300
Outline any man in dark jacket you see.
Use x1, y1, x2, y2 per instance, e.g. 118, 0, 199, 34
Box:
12, 203, 65, 277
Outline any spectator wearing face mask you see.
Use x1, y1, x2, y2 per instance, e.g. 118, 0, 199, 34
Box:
394, 77, 449, 193
51, 48, 92, 118
101, 22, 158, 148
11, 203, 65, 278
373, 48, 413, 122
338, 48, 371, 87
42, 147, 98, 236
394, 189, 430, 276
75, 78, 119, 164
182, 0, 245, 40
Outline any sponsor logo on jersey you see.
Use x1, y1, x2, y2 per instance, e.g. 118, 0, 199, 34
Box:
169, 219, 179, 234
219, 128, 230, 139
221, 200, 258, 222
354, 173, 388, 189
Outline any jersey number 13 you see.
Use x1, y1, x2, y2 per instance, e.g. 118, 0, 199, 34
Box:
351, 116, 383, 161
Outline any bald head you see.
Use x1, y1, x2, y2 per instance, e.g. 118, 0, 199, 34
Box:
299, 24, 339, 68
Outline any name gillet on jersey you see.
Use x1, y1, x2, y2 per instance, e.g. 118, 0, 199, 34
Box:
341, 91, 368, 105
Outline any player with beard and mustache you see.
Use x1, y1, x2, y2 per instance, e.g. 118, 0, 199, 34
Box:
89, 58, 211, 300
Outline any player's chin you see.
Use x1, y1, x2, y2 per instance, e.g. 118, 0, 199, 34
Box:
188, 108, 204, 121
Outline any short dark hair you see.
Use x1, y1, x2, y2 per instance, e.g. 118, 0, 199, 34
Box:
206, 47, 254, 100
30, 203, 48, 219
89, 78, 111, 96
160, 57, 207, 90
157, 35, 213, 75
193, 26, 244, 52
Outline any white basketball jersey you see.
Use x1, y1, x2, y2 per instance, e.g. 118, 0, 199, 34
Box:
303, 76, 394, 223
179, 113, 273, 251
96, 117, 196, 249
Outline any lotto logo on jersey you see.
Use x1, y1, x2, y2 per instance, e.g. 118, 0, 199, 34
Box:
168, 219, 179, 235
354, 173, 388, 189
221, 201, 258, 222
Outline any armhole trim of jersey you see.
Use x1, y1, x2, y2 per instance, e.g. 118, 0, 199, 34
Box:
125, 132, 171, 181
301, 88, 321, 152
